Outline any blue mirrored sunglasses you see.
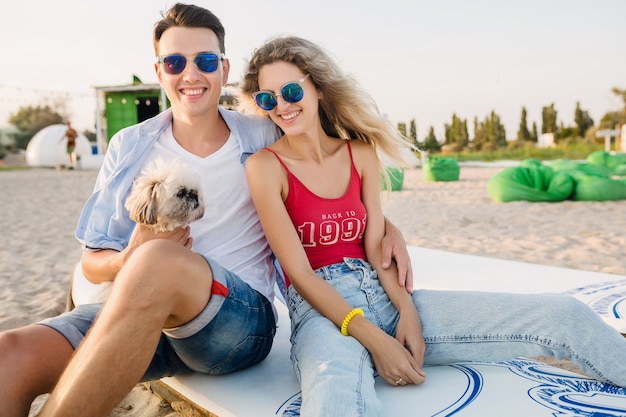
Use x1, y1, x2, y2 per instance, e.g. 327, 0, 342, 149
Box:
252, 74, 310, 111
157, 53, 225, 74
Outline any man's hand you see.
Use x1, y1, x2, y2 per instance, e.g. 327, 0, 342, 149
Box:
381, 220, 413, 293
81, 225, 193, 285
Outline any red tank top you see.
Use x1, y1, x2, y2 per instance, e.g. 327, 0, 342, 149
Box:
264, 141, 367, 287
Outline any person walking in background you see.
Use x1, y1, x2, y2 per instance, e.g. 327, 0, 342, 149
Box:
240, 35, 626, 417
59, 121, 78, 169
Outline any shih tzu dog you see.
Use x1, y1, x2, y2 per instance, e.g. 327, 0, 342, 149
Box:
73, 158, 205, 306
125, 158, 205, 232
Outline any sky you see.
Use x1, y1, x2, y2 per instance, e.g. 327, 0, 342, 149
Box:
1, 0, 624, 141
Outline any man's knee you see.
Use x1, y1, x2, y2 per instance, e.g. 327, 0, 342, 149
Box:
0, 326, 73, 388
118, 240, 211, 299
0, 329, 69, 412
130, 240, 195, 270
0, 328, 27, 359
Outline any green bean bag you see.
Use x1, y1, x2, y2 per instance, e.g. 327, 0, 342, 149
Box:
487, 165, 574, 202
422, 157, 460, 182
587, 151, 626, 176
572, 175, 626, 201
613, 165, 626, 176
549, 159, 610, 181
547, 158, 626, 200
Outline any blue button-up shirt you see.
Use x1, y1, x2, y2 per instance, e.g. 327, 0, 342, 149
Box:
75, 107, 281, 252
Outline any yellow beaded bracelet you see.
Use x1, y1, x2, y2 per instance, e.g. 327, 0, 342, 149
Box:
340, 308, 364, 336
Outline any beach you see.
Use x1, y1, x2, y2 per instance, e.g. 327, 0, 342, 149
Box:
1, 165, 624, 416
381, 164, 626, 276
0, 168, 178, 417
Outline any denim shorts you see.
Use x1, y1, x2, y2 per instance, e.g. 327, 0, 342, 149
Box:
39, 256, 276, 381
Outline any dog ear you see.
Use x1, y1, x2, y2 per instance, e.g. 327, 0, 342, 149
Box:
126, 180, 159, 226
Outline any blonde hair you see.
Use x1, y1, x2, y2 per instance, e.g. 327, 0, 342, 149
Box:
239, 36, 413, 177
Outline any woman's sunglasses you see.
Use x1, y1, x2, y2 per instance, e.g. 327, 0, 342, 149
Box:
157, 53, 225, 75
252, 74, 310, 111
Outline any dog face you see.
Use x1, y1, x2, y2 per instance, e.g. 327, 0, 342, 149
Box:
125, 158, 205, 232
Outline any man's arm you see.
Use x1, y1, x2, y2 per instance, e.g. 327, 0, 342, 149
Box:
381, 218, 413, 293
81, 224, 192, 284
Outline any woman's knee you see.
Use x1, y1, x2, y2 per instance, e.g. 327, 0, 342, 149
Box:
542, 294, 589, 316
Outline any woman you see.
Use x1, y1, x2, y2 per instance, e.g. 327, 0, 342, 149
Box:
240, 36, 626, 417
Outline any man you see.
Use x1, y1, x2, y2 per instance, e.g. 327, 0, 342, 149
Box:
0, 4, 411, 416
59, 121, 78, 169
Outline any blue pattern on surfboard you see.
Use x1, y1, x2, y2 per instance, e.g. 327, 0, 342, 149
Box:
563, 278, 626, 318
505, 359, 626, 416
431, 365, 483, 416
274, 359, 626, 416
274, 365, 484, 417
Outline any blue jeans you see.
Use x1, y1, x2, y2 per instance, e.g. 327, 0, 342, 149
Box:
40, 257, 276, 381
287, 258, 626, 417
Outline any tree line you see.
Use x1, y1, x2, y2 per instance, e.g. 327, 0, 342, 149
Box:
398, 87, 626, 154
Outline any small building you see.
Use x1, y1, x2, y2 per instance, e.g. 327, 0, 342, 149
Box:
94, 80, 165, 155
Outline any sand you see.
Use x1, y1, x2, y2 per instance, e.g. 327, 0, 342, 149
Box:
381, 164, 626, 276
1, 165, 624, 416
0, 168, 179, 417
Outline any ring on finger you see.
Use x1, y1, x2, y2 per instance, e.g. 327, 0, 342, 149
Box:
395, 377, 403, 385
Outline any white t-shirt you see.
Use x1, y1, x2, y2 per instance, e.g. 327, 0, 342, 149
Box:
141, 124, 275, 301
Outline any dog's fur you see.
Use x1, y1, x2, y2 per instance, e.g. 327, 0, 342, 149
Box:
125, 158, 205, 232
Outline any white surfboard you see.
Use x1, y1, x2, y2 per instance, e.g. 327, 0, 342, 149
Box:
71, 247, 626, 416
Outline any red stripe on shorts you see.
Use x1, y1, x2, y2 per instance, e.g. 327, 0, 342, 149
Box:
211, 280, 229, 297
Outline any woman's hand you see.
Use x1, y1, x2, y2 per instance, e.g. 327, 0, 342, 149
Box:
368, 329, 426, 387
395, 309, 426, 369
